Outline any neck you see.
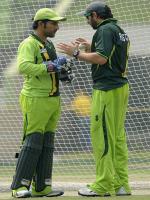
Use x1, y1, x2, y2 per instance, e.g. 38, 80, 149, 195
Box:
97, 18, 103, 26
34, 30, 47, 42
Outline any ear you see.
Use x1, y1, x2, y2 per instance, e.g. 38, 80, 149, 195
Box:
92, 11, 101, 20
38, 21, 43, 26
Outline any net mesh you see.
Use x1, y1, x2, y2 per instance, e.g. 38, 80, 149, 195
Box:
0, 0, 150, 191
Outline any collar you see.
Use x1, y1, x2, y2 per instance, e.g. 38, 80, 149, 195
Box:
30, 32, 46, 45
97, 18, 117, 28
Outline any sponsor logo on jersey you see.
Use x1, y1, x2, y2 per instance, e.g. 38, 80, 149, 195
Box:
119, 33, 129, 42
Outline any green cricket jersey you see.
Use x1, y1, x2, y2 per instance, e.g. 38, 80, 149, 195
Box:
17, 33, 59, 97
91, 18, 130, 91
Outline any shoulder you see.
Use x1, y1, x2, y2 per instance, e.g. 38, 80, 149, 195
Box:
94, 23, 113, 38
102, 22, 124, 34
20, 36, 36, 45
98, 23, 116, 32
18, 36, 38, 50
96, 22, 122, 38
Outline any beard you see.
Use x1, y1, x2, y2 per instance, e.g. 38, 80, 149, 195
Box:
45, 30, 57, 38
92, 25, 98, 30
90, 20, 98, 30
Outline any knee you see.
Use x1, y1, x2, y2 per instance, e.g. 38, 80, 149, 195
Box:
23, 133, 44, 152
43, 132, 55, 151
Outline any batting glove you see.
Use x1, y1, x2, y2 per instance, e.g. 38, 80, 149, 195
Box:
44, 56, 67, 73
59, 58, 74, 83
44, 60, 61, 73
54, 56, 67, 66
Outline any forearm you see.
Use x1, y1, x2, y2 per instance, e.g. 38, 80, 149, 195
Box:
57, 42, 107, 65
77, 52, 107, 65
18, 61, 47, 76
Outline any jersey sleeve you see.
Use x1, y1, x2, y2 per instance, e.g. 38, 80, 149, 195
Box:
95, 27, 114, 59
17, 40, 47, 76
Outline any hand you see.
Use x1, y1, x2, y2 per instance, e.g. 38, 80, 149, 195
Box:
57, 42, 78, 57
53, 56, 67, 66
59, 58, 74, 83
44, 56, 67, 73
75, 38, 91, 52
44, 60, 61, 73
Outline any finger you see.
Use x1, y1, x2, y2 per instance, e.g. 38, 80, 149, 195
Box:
71, 41, 75, 45
71, 42, 78, 47
57, 43, 68, 47
57, 43, 68, 49
75, 41, 80, 45
56, 49, 66, 53
75, 38, 86, 42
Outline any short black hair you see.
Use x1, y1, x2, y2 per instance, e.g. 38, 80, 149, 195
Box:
32, 19, 50, 30
96, 5, 113, 19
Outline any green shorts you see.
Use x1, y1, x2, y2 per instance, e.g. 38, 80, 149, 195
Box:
19, 94, 61, 137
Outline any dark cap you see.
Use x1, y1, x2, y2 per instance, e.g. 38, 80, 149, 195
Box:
81, 1, 113, 19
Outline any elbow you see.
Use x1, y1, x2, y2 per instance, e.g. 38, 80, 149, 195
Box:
18, 61, 31, 75
17, 59, 25, 74
18, 63, 29, 75
18, 64, 24, 74
99, 59, 107, 65
97, 57, 107, 65
95, 53, 107, 65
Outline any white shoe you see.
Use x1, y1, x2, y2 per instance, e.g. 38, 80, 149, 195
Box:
78, 187, 110, 197
46, 190, 64, 197
116, 186, 131, 196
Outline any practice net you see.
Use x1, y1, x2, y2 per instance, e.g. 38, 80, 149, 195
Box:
0, 0, 150, 192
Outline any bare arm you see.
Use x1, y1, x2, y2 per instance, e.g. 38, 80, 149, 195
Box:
77, 52, 107, 65
57, 42, 107, 65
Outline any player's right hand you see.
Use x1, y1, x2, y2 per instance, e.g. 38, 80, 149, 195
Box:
44, 60, 61, 73
75, 38, 91, 52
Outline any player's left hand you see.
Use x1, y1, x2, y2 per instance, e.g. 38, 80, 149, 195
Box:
53, 56, 67, 66
59, 58, 74, 83
57, 42, 78, 57
44, 56, 67, 73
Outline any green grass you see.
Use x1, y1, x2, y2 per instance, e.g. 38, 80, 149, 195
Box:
0, 151, 150, 198
0, 193, 150, 200
0, 151, 150, 178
